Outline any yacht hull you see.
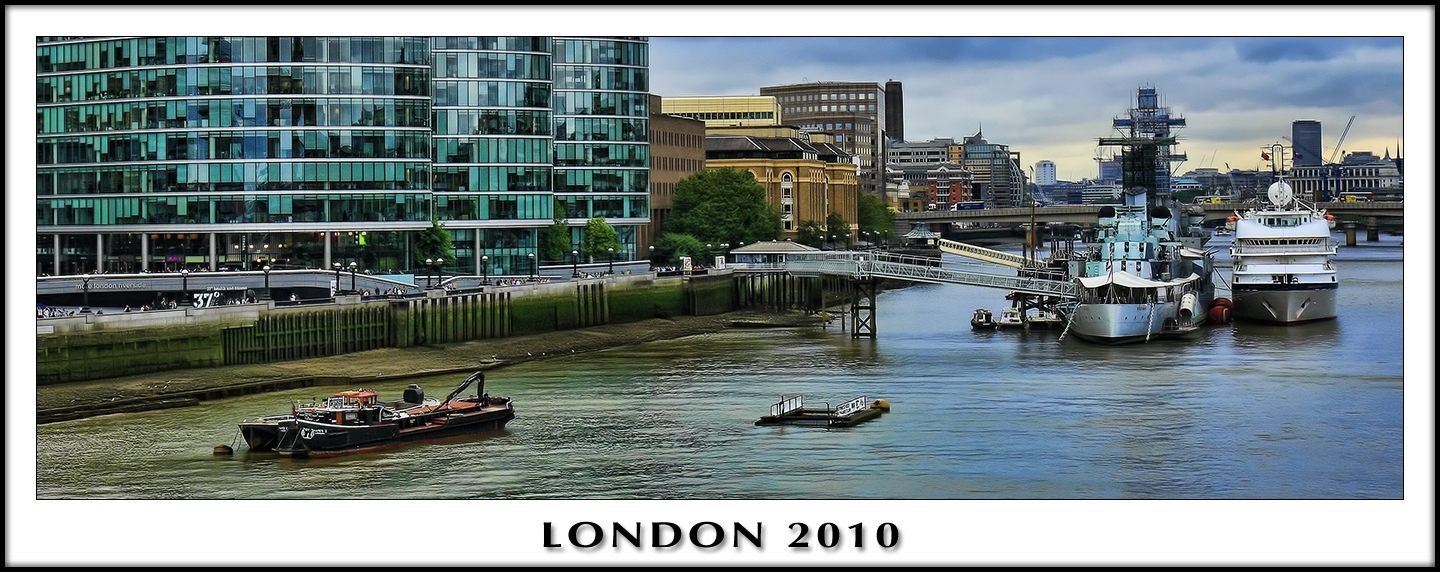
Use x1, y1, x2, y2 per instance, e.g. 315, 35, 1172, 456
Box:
1231, 284, 1337, 324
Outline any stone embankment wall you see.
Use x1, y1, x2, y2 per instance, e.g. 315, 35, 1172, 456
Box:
37, 272, 758, 385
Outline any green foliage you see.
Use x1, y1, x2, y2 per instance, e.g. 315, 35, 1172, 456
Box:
856, 193, 896, 243
796, 220, 826, 249
825, 213, 852, 247
581, 216, 620, 261
414, 218, 453, 269
667, 167, 782, 246
652, 233, 706, 265
538, 200, 572, 262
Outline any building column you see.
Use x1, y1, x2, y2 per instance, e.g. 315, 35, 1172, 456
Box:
53, 235, 61, 275
140, 233, 149, 272
209, 233, 218, 271
475, 231, 482, 276
96, 233, 104, 273
323, 231, 332, 269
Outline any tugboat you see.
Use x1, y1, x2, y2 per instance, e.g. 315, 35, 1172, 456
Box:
238, 371, 514, 457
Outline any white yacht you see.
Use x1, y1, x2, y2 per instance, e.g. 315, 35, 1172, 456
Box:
1228, 161, 1338, 324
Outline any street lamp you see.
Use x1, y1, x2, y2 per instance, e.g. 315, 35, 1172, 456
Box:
81, 274, 92, 313
181, 268, 190, 307
527, 253, 535, 280
647, 245, 655, 264
333, 262, 342, 294
349, 261, 358, 293
607, 247, 614, 275
481, 255, 489, 285
262, 265, 271, 301
571, 249, 579, 277
432, 259, 443, 289
424, 258, 433, 288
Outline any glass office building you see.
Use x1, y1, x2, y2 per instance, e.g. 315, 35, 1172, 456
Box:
35, 36, 648, 277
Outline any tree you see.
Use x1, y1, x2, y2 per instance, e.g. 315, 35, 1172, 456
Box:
796, 220, 826, 249
826, 212, 852, 248
667, 167, 781, 247
856, 193, 896, 244
538, 200, 572, 262
651, 232, 706, 265
581, 216, 619, 262
414, 218, 453, 269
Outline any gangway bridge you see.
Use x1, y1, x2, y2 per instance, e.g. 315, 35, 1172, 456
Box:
935, 238, 1041, 269
734, 250, 1078, 338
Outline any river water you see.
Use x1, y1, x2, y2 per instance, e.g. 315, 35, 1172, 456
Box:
19, 231, 1421, 564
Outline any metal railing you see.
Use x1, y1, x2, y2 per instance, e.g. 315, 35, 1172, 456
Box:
937, 238, 1038, 268
736, 250, 1079, 299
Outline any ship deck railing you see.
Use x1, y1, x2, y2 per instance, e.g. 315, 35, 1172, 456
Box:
1232, 244, 1338, 256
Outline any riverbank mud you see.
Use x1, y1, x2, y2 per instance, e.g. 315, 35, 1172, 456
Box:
36, 311, 821, 424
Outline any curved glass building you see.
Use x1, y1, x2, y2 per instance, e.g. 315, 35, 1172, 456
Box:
35, 36, 648, 277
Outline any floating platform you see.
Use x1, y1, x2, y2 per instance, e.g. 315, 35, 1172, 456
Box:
756, 395, 888, 427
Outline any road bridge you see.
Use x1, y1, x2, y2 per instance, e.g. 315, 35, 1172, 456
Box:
893, 201, 1403, 230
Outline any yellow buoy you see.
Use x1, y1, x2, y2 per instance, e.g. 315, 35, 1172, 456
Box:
871, 399, 890, 411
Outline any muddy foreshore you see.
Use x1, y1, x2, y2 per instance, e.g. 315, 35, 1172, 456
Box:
36, 311, 822, 425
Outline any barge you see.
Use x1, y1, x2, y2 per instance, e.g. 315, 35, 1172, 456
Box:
238, 371, 514, 457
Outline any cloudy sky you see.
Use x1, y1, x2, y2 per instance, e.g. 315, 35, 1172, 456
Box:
649, 32, 1410, 182
8, 7, 1428, 185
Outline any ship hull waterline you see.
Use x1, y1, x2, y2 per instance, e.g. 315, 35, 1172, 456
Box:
1064, 301, 1207, 345
274, 406, 514, 458
1231, 284, 1338, 325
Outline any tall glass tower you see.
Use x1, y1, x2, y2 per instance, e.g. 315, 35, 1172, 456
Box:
35, 36, 649, 277
550, 37, 649, 264
430, 36, 554, 276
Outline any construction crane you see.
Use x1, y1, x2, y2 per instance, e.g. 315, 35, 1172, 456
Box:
1329, 115, 1356, 164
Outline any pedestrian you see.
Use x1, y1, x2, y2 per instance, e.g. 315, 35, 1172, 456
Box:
124, 305, 132, 312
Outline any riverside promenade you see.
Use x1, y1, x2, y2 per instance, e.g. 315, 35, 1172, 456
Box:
35, 311, 818, 424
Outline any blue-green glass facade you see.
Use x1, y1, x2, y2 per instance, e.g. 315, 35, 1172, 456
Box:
550, 37, 649, 263
35, 36, 649, 278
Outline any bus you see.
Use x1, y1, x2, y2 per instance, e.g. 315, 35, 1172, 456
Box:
1338, 192, 1372, 203
950, 201, 986, 211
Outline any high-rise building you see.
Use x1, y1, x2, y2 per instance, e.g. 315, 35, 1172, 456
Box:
550, 37, 651, 265
1034, 160, 1057, 186
35, 36, 649, 277
958, 130, 1026, 208
1292, 120, 1323, 167
761, 81, 886, 197
884, 80, 904, 143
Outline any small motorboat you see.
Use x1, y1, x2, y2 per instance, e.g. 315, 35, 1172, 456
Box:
995, 308, 1026, 330
971, 308, 996, 330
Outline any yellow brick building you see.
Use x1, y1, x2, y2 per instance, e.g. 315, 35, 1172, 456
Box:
704, 133, 858, 241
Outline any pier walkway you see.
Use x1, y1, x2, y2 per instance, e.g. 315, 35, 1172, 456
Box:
734, 250, 1077, 299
